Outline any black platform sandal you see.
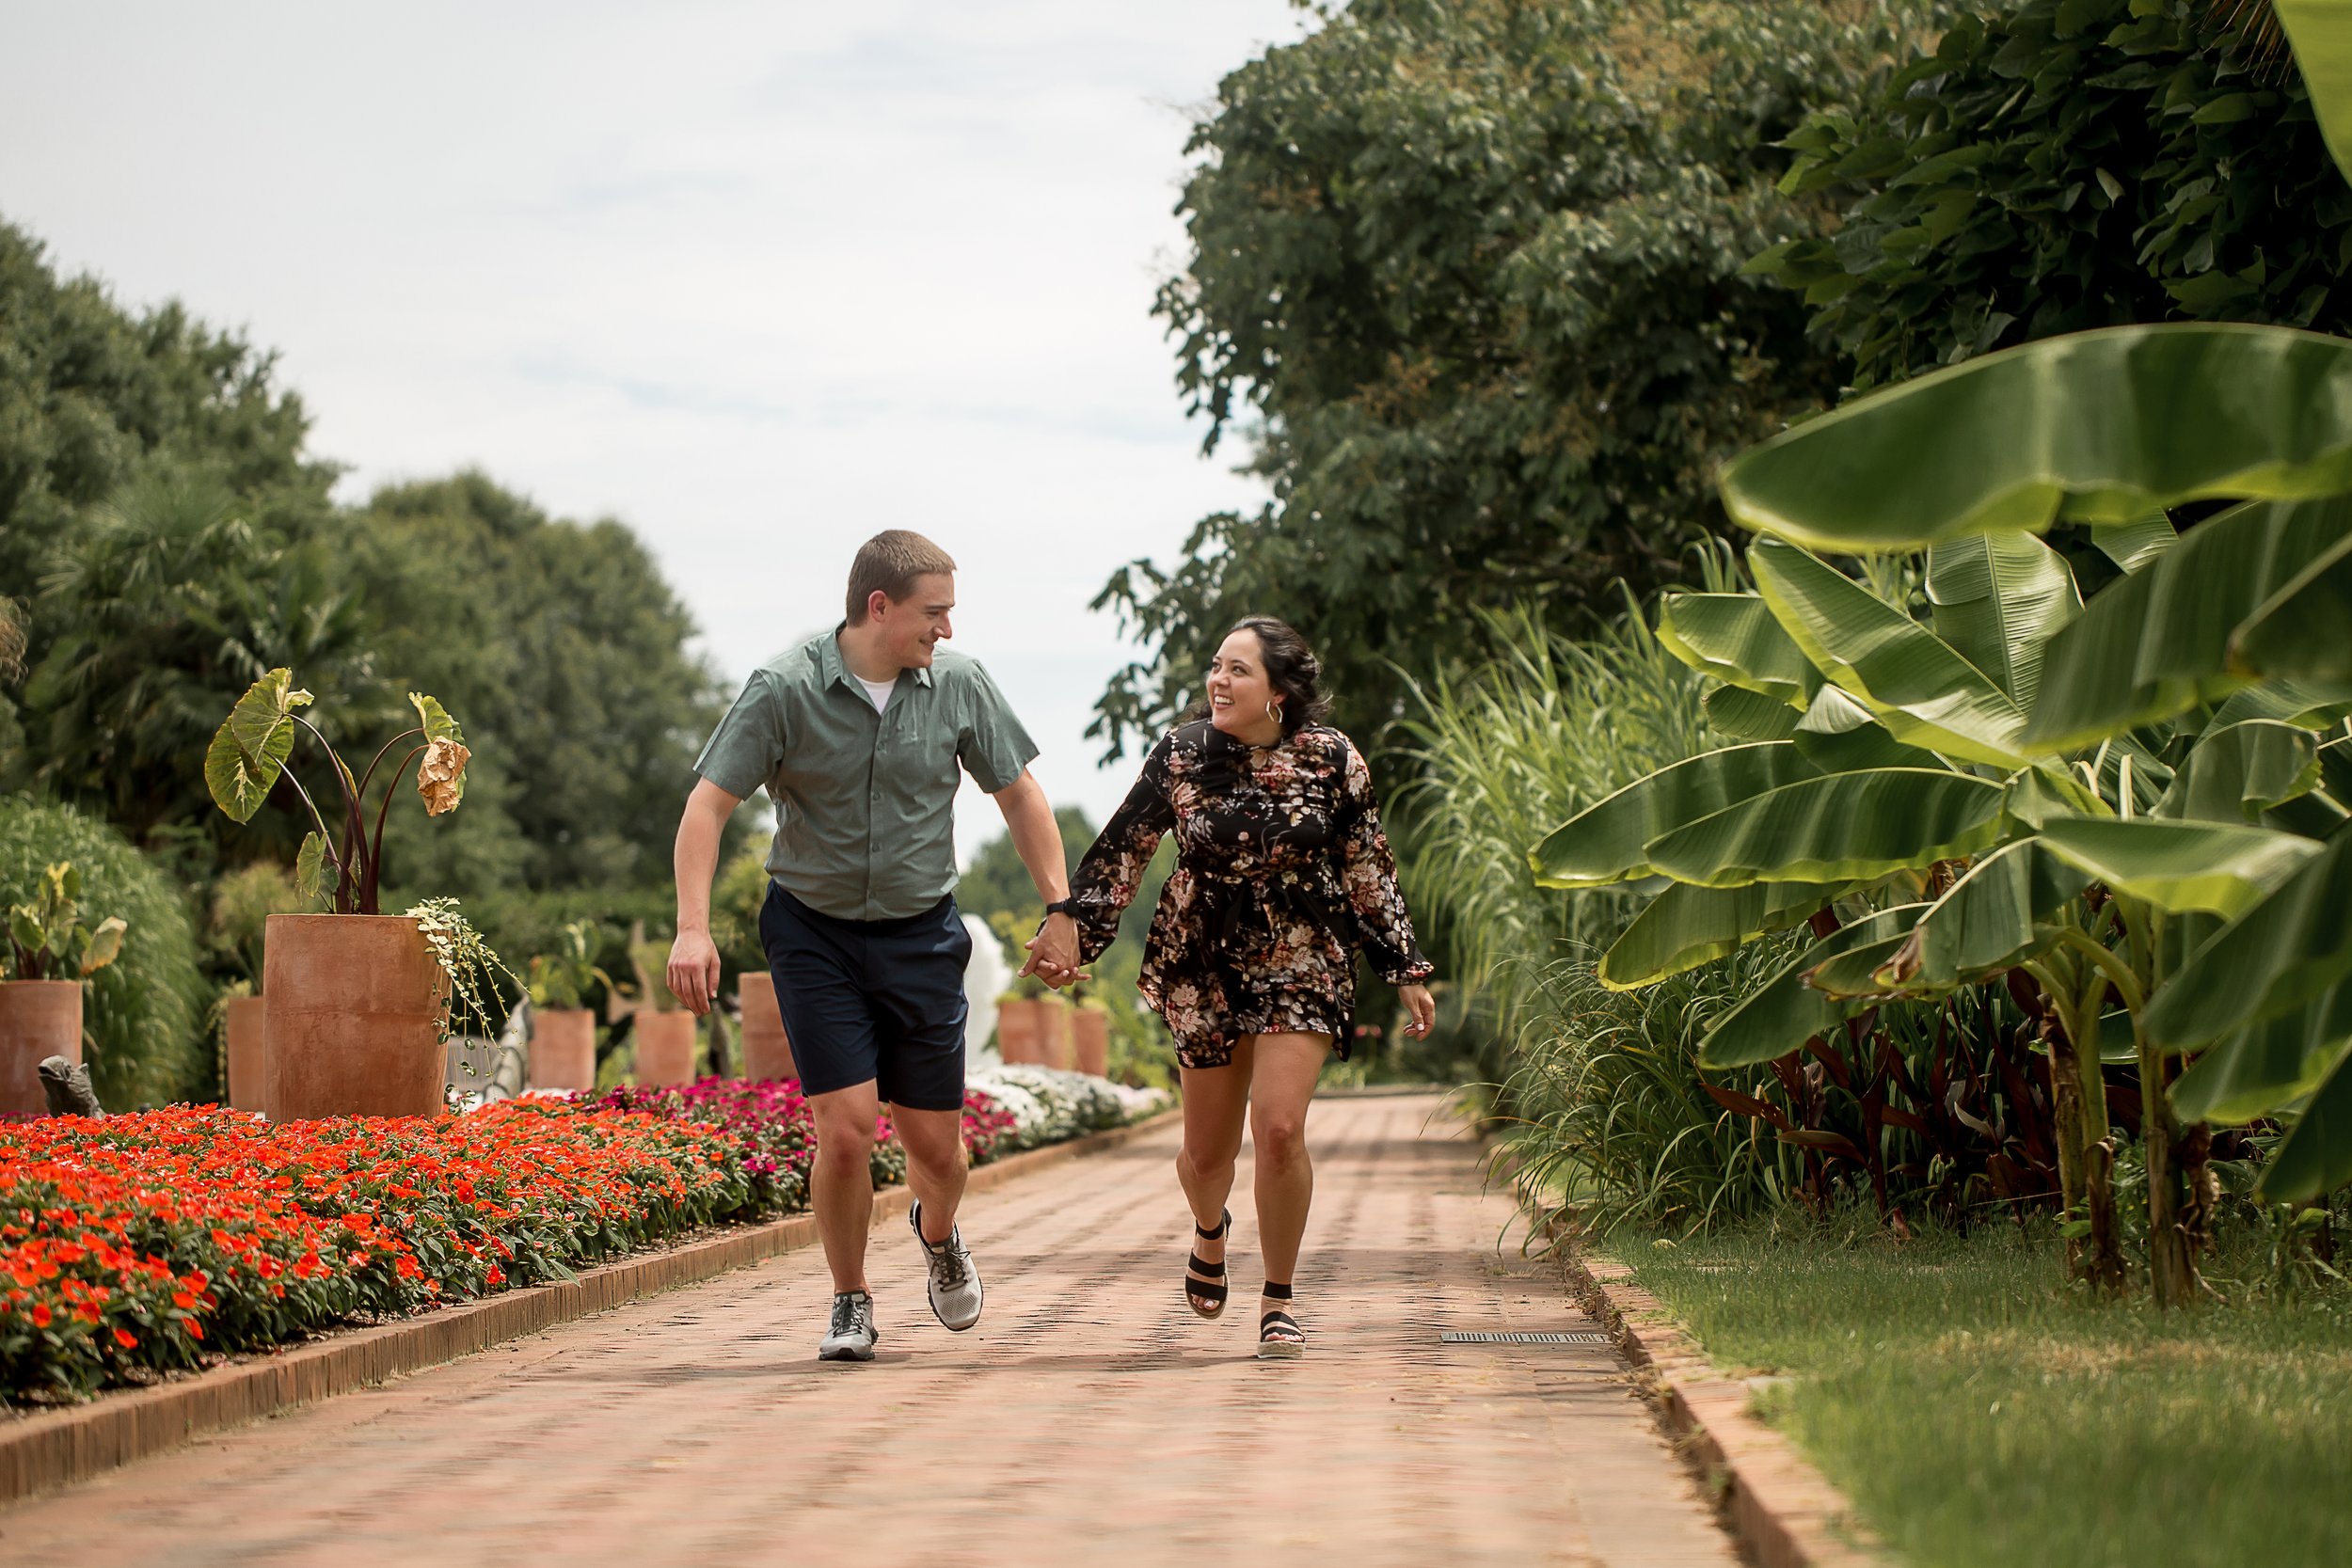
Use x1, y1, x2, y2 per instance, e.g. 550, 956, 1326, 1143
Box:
1257, 1280, 1304, 1359
1185, 1209, 1232, 1319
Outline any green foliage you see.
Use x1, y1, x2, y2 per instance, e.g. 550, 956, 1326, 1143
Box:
1754, 0, 2352, 390
523, 920, 614, 1012
206, 863, 302, 984
0, 798, 207, 1107
1391, 603, 1710, 1072
350, 473, 723, 895
1091, 0, 1943, 752
4, 863, 126, 982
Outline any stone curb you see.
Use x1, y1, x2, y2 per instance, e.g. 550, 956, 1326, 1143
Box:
0, 1108, 1179, 1507
1557, 1244, 1891, 1568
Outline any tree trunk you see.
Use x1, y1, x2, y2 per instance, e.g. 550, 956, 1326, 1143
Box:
2076, 1022, 2124, 1292
2137, 1028, 2196, 1307
2045, 1019, 2090, 1280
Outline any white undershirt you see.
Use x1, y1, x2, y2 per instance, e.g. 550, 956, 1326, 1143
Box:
855, 673, 898, 713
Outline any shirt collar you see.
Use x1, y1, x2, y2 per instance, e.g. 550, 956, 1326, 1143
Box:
824, 625, 935, 692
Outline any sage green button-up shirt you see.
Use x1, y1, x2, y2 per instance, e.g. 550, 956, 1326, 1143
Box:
693, 627, 1039, 921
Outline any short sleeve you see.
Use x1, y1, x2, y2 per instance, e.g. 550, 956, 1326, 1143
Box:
693, 672, 787, 799
956, 662, 1041, 793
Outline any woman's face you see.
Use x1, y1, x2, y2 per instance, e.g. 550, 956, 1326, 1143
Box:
1207, 629, 1279, 736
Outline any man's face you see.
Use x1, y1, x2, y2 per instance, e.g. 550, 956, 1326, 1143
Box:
870, 572, 955, 668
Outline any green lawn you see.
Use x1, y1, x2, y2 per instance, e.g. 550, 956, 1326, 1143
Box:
1615, 1220, 2352, 1568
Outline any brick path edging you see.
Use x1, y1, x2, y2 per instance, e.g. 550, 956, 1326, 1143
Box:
1557, 1244, 1892, 1568
0, 1109, 1179, 1507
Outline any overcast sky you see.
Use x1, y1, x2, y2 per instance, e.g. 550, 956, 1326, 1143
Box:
0, 1, 1307, 862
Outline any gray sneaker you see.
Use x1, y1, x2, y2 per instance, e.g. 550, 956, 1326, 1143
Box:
909, 1200, 984, 1332
818, 1291, 878, 1362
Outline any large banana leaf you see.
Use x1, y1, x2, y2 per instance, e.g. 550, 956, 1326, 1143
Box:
2229, 531, 2352, 686
2091, 511, 2178, 574
2024, 497, 2352, 751
1925, 533, 2081, 712
1718, 325, 2352, 552
1529, 743, 1819, 890
1655, 592, 1818, 705
2258, 1038, 2352, 1202
1597, 879, 1845, 990
1645, 768, 2006, 889
2033, 816, 2323, 917
1697, 907, 1926, 1069
1788, 685, 1949, 774
2145, 834, 2352, 1051
2280, 0, 2352, 189
1753, 539, 2032, 767
2171, 982, 2352, 1124
1704, 683, 1803, 741
1873, 839, 2093, 994
2152, 721, 2324, 824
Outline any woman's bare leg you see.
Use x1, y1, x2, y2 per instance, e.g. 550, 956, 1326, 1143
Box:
1248, 1031, 1330, 1321
1177, 1039, 1254, 1304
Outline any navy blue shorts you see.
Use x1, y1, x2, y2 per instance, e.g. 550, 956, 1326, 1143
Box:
756, 882, 974, 1112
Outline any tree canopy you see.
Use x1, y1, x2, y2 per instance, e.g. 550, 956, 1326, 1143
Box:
1090, 0, 1941, 755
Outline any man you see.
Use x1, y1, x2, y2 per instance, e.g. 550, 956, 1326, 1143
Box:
668, 531, 1081, 1361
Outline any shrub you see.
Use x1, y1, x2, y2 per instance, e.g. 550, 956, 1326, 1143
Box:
0, 798, 207, 1107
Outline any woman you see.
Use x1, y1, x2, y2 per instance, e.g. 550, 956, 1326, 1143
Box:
1039, 617, 1435, 1358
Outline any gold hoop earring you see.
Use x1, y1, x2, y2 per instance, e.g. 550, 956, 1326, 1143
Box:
1264, 701, 1281, 725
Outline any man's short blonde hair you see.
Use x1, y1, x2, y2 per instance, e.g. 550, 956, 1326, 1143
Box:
845, 531, 957, 623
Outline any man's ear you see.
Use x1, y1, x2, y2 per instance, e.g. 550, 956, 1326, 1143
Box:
866, 589, 892, 622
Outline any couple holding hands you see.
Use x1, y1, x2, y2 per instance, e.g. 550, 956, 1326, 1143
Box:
666, 531, 1433, 1364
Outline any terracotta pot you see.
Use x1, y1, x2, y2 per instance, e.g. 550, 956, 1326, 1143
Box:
738, 972, 797, 1082
634, 1009, 698, 1086
263, 914, 447, 1120
224, 993, 268, 1112
0, 980, 82, 1117
996, 997, 1041, 1064
1039, 995, 1076, 1072
531, 1006, 598, 1091
1073, 1007, 1110, 1078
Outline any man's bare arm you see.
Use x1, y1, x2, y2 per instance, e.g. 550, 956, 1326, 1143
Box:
990, 769, 1083, 985
668, 778, 743, 1015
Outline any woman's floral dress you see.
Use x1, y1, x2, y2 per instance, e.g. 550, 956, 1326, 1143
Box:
1066, 719, 1433, 1069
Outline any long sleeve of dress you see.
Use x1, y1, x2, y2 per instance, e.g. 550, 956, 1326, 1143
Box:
1066, 734, 1176, 963
1337, 743, 1434, 985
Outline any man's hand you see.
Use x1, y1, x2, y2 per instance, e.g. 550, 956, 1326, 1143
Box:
1399, 983, 1437, 1038
668, 928, 722, 1016
1020, 911, 1088, 990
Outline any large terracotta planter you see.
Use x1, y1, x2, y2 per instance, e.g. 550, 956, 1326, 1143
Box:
531, 1006, 598, 1091
0, 980, 82, 1117
738, 972, 797, 1082
263, 914, 447, 1121
634, 1009, 698, 1086
1073, 1007, 1110, 1078
1039, 995, 1076, 1072
996, 996, 1041, 1064
224, 993, 268, 1112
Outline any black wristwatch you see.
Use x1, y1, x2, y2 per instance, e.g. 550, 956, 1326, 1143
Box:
1043, 898, 1076, 917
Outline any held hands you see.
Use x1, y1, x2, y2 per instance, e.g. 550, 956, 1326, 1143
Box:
1398, 983, 1437, 1039
1020, 911, 1089, 990
667, 928, 722, 1017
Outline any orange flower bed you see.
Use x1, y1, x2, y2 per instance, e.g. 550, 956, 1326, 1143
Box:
0, 1101, 769, 1403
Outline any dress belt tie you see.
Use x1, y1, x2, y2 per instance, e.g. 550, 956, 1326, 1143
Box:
1188, 869, 1355, 950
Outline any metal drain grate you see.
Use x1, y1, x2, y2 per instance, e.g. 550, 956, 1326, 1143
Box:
1440, 1330, 1609, 1345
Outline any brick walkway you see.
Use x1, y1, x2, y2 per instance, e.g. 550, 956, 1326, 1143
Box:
0, 1094, 1737, 1568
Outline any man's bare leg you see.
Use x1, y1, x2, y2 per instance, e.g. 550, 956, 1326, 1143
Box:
893, 1104, 969, 1243
810, 1082, 882, 1293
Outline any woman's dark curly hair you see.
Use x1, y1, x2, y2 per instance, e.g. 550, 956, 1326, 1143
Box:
1189, 616, 1332, 736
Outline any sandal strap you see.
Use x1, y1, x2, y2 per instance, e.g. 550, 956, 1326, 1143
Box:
1259, 1310, 1302, 1339
1186, 1254, 1227, 1278
1187, 1277, 1229, 1302
1262, 1280, 1294, 1301
1195, 1207, 1232, 1241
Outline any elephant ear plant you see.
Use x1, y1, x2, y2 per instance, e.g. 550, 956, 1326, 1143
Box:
5, 863, 127, 982
205, 669, 508, 1042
